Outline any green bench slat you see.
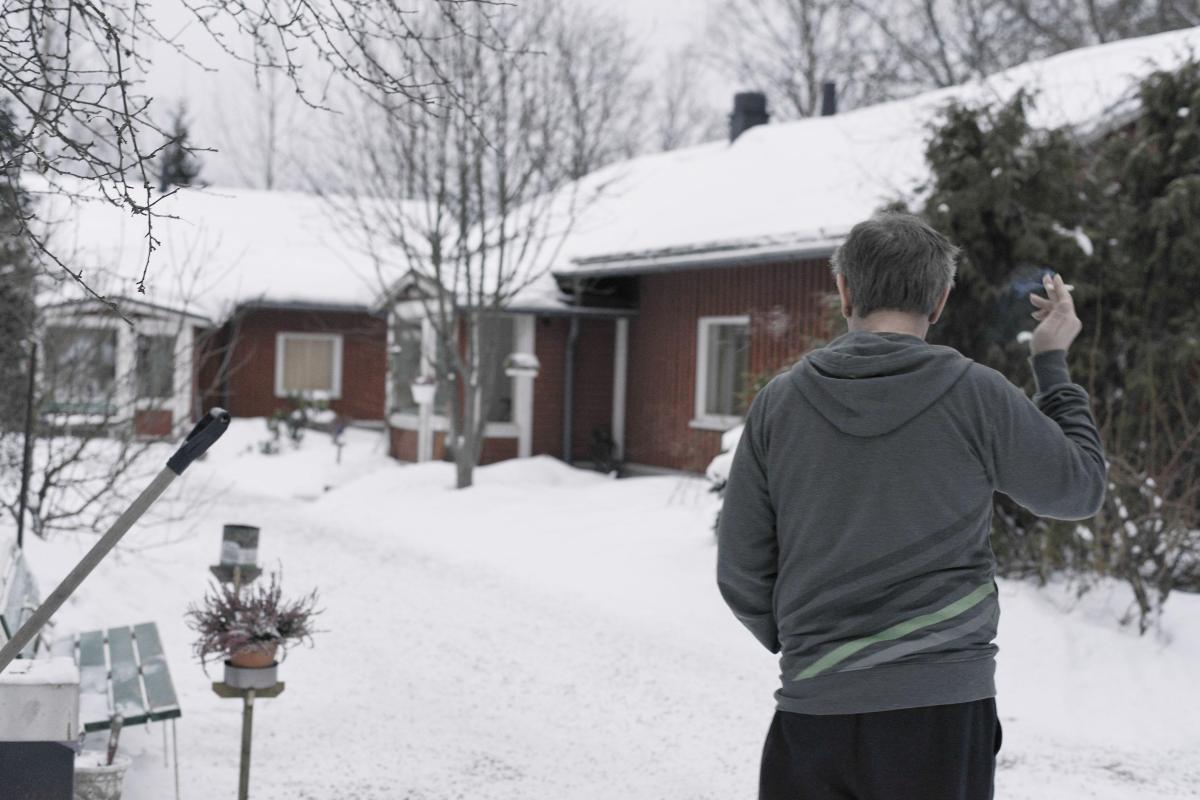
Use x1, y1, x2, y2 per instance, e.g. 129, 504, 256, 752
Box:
106, 627, 149, 726
0, 550, 43, 658
49, 634, 75, 659
77, 630, 112, 731
2, 551, 30, 637
133, 622, 180, 720
16, 560, 40, 658
0, 559, 17, 638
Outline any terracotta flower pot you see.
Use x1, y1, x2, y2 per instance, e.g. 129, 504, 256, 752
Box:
228, 641, 278, 668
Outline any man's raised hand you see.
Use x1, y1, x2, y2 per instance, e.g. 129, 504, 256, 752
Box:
1028, 272, 1082, 355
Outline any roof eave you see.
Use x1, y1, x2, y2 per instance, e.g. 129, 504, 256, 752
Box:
232, 298, 380, 316
500, 303, 638, 318
560, 239, 841, 279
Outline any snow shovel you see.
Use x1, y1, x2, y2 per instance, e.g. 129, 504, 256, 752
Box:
0, 407, 232, 674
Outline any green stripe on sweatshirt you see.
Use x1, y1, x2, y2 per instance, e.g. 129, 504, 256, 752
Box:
792, 581, 997, 682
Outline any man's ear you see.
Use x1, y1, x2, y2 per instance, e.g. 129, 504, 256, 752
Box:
929, 283, 952, 324
836, 273, 853, 319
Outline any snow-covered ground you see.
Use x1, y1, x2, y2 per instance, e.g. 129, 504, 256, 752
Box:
15, 421, 1200, 799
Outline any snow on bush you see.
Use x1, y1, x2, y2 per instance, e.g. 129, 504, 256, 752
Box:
705, 423, 743, 534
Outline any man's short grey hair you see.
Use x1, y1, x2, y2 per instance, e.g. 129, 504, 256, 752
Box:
829, 212, 960, 318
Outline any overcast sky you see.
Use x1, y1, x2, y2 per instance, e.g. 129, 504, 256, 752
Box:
139, 0, 737, 189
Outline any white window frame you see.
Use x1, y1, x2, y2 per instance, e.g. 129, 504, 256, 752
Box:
692, 315, 750, 431
274, 332, 344, 400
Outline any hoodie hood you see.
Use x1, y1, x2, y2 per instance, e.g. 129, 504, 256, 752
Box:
788, 330, 974, 437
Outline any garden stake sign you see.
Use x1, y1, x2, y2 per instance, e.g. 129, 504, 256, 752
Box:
0, 408, 232, 674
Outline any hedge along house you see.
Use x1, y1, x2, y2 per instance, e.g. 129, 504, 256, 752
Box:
383, 26, 1200, 473
46, 186, 392, 432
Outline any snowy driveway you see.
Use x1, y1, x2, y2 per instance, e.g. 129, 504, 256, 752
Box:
24, 423, 1200, 799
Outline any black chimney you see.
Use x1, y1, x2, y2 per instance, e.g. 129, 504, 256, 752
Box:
820, 81, 837, 116
729, 91, 769, 142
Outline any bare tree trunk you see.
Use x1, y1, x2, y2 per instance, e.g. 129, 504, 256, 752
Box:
322, 0, 622, 489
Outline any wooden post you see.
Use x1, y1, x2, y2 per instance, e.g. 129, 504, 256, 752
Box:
211, 682, 285, 800
238, 688, 255, 800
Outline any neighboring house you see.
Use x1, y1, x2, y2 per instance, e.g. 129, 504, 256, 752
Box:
383, 26, 1200, 473
45, 187, 390, 433
37, 296, 209, 438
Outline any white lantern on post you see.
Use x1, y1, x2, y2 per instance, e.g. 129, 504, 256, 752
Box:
411, 375, 437, 462
410, 375, 437, 406
504, 353, 540, 379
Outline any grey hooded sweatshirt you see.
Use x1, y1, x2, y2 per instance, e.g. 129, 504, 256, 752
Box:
716, 329, 1108, 715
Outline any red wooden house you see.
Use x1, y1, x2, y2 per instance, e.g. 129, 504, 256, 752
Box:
384, 29, 1197, 473
53, 28, 1194, 472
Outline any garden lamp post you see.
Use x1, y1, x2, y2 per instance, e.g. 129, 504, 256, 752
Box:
411, 376, 437, 462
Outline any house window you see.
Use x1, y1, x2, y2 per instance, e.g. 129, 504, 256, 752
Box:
136, 335, 176, 399
478, 313, 515, 423
695, 315, 750, 427
43, 326, 118, 414
275, 333, 343, 399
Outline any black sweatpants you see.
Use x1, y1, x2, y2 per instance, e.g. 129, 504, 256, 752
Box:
759, 697, 1002, 800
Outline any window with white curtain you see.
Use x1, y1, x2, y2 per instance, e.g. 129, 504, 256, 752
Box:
275, 333, 343, 399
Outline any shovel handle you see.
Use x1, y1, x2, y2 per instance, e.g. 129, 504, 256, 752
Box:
167, 408, 232, 475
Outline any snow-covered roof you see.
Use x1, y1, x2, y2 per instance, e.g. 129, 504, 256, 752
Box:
37, 183, 397, 323
552, 26, 1200, 276
36, 26, 1200, 320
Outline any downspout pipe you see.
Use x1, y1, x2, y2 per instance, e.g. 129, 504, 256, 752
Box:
562, 279, 582, 464
562, 315, 580, 465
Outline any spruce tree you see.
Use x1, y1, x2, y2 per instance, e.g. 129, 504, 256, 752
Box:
1088, 58, 1200, 621
157, 102, 202, 192
916, 89, 1093, 373
0, 101, 37, 434
911, 67, 1200, 628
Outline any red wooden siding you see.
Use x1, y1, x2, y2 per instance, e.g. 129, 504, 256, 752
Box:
133, 409, 173, 438
622, 258, 837, 473
531, 317, 565, 457
388, 427, 519, 464
193, 324, 222, 420
531, 317, 615, 462
210, 307, 387, 421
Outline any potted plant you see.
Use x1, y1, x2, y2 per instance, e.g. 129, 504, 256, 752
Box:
185, 571, 321, 677
410, 374, 437, 405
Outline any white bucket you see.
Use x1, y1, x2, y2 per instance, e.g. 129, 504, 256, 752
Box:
74, 752, 132, 800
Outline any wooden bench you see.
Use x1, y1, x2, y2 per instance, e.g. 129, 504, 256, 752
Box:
50, 623, 181, 732
0, 545, 50, 659
0, 543, 181, 734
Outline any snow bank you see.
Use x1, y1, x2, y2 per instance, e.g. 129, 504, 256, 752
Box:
12, 419, 1200, 799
